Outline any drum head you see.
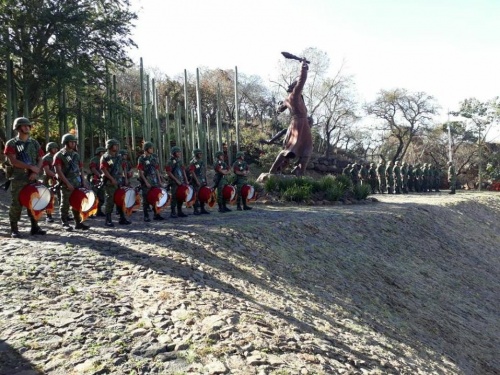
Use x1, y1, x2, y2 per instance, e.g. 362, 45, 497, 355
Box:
242, 184, 255, 200
80, 189, 96, 212
32, 184, 51, 210
156, 188, 168, 208
124, 188, 136, 208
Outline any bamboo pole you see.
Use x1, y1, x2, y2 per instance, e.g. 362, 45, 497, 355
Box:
234, 66, 240, 152
140, 58, 147, 142
130, 95, 136, 161
5, 58, 13, 139
165, 96, 171, 157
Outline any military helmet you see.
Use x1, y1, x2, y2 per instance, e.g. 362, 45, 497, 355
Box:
370, 162, 375, 167
119, 149, 129, 156
402, 161, 407, 165
171, 146, 181, 154
395, 161, 400, 165
13, 117, 32, 131
106, 139, 119, 149
94, 147, 106, 155
61, 133, 78, 145
215, 151, 224, 158
46, 142, 59, 152
192, 148, 202, 156
143, 142, 154, 151
236, 151, 245, 159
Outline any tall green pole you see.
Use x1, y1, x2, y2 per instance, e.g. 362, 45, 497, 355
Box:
130, 95, 136, 161
216, 84, 223, 151
165, 96, 171, 157
140, 58, 147, 142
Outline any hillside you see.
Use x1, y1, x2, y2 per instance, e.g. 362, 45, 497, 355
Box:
0, 191, 499, 375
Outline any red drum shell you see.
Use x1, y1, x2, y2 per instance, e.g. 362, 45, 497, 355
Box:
222, 185, 236, 201
198, 186, 213, 203
19, 183, 51, 211
114, 186, 137, 209
70, 188, 96, 213
241, 184, 255, 200
147, 187, 169, 208
176, 185, 194, 203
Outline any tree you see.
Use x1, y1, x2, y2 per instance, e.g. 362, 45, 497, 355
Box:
365, 89, 438, 162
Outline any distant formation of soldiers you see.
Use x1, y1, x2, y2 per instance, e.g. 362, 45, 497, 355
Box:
343, 160, 456, 194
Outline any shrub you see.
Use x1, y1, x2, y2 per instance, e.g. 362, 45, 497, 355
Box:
353, 184, 371, 200
282, 183, 312, 202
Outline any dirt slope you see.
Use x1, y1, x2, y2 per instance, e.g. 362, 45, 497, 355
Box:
0, 191, 499, 374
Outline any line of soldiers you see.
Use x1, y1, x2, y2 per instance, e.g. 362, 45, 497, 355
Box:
343, 160, 457, 194
3, 118, 255, 238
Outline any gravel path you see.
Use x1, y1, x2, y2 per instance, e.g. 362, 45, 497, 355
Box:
1, 190, 499, 375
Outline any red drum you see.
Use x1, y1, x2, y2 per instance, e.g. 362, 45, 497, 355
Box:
114, 186, 139, 216
147, 187, 169, 213
19, 183, 51, 221
222, 184, 236, 203
70, 188, 98, 221
241, 184, 256, 201
176, 185, 196, 207
198, 186, 216, 208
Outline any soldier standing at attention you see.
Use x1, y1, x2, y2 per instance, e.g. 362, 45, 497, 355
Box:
4, 117, 46, 238
42, 142, 59, 223
414, 163, 422, 192
385, 161, 394, 194
358, 163, 369, 187
233, 151, 252, 211
214, 150, 231, 213
89, 147, 106, 217
422, 163, 430, 192
401, 162, 409, 194
137, 142, 164, 222
448, 161, 456, 194
100, 139, 130, 227
120, 149, 134, 183
165, 146, 189, 218
188, 148, 210, 215
377, 160, 386, 193
54, 133, 89, 231
393, 161, 402, 194
368, 163, 378, 194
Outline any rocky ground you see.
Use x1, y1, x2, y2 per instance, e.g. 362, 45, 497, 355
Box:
0, 189, 499, 375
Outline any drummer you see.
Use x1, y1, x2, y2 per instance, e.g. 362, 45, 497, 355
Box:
188, 148, 210, 215
54, 133, 90, 231
42, 142, 60, 222
213, 150, 232, 213
137, 141, 164, 222
120, 149, 134, 182
100, 139, 131, 227
165, 146, 189, 218
232, 151, 252, 211
4, 117, 46, 238
89, 146, 106, 217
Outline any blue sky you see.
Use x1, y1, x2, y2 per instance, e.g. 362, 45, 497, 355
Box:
129, 0, 500, 135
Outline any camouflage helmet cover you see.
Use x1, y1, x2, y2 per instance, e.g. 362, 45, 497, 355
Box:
215, 151, 224, 158
106, 139, 120, 149
13, 117, 32, 130
119, 149, 129, 156
95, 147, 106, 155
192, 148, 202, 156
171, 146, 181, 154
61, 133, 77, 145
235, 151, 245, 159
46, 142, 59, 152
143, 142, 154, 151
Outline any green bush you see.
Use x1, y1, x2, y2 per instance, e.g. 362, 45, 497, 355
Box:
353, 184, 371, 200
282, 183, 312, 202
264, 175, 280, 192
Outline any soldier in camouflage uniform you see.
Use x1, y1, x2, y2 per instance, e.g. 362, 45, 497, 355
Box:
401, 162, 409, 194
4, 117, 46, 238
165, 146, 189, 218
447, 161, 456, 194
120, 149, 134, 183
376, 160, 386, 193
89, 147, 106, 217
188, 148, 210, 215
428, 164, 435, 192
358, 163, 369, 187
137, 142, 164, 222
368, 163, 378, 194
393, 161, 402, 194
414, 163, 422, 192
350, 163, 360, 186
407, 164, 415, 192
54, 133, 90, 231
434, 164, 441, 192
213, 150, 231, 213
422, 163, 430, 192
232, 151, 253, 211
42, 142, 59, 222
100, 139, 130, 227
385, 161, 394, 194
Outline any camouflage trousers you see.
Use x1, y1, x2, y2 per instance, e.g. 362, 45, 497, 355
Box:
216, 176, 227, 205
103, 183, 119, 214
9, 178, 29, 222
60, 186, 80, 221
235, 178, 247, 205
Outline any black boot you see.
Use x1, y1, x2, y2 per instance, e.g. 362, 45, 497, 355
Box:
218, 203, 225, 213
170, 207, 178, 218
243, 198, 252, 210
46, 213, 54, 223
223, 202, 232, 212
10, 222, 21, 238
143, 207, 151, 222
177, 203, 188, 218
153, 210, 165, 220
236, 199, 243, 211
75, 218, 90, 230
30, 218, 46, 235
118, 208, 131, 225
193, 204, 201, 215
61, 216, 73, 232
96, 205, 106, 217
200, 203, 210, 214
105, 213, 114, 227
